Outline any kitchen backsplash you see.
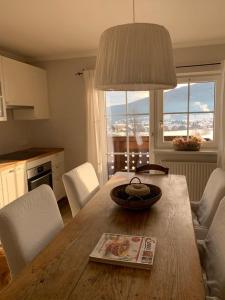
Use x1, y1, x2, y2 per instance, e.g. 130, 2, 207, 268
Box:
0, 111, 32, 154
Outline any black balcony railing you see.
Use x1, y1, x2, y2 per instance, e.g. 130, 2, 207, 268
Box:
107, 136, 149, 176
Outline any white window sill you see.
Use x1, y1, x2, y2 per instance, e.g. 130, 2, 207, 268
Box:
153, 149, 217, 156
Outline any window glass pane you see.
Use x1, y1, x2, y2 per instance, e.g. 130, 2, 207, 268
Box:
106, 118, 127, 153
107, 154, 127, 177
127, 91, 149, 114
106, 117, 126, 137
189, 82, 215, 112
129, 153, 150, 171
163, 114, 187, 141
164, 83, 188, 113
128, 115, 149, 152
105, 91, 150, 178
105, 91, 126, 115
189, 113, 214, 141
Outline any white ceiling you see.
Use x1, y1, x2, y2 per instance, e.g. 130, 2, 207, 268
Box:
1, 0, 225, 60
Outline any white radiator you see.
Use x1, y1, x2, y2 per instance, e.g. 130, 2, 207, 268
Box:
162, 161, 217, 202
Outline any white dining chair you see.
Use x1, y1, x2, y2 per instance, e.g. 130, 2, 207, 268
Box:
191, 168, 225, 239
0, 184, 64, 278
62, 162, 100, 217
197, 196, 225, 300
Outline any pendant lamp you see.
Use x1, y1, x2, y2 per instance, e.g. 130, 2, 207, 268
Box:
94, 0, 177, 91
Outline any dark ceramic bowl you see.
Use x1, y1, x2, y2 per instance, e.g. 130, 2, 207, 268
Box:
110, 183, 162, 210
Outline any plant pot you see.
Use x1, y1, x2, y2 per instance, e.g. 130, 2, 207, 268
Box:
173, 143, 201, 151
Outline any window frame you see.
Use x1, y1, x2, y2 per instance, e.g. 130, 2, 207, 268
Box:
104, 91, 155, 175
156, 73, 221, 149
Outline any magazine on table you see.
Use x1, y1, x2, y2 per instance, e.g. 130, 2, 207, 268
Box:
89, 233, 157, 270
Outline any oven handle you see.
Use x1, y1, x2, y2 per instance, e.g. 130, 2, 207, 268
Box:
28, 171, 52, 184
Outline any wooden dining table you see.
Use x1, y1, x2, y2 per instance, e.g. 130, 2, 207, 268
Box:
0, 172, 205, 300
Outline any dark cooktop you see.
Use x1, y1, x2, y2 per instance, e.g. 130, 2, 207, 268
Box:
0, 150, 45, 161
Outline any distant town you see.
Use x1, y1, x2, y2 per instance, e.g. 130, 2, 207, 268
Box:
106, 82, 215, 141
108, 114, 213, 141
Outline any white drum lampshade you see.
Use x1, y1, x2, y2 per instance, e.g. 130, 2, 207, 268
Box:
94, 23, 177, 91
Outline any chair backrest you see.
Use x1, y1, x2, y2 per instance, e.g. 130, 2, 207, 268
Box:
197, 168, 225, 228
201, 196, 225, 299
136, 164, 169, 175
0, 185, 64, 278
62, 162, 100, 217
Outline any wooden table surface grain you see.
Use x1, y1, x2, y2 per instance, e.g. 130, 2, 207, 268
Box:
0, 173, 205, 300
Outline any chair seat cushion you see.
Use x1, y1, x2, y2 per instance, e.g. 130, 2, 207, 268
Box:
62, 162, 100, 217
196, 168, 225, 228
198, 197, 225, 299
191, 202, 208, 239
0, 185, 64, 277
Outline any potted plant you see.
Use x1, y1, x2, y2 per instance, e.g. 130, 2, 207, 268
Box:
172, 136, 203, 151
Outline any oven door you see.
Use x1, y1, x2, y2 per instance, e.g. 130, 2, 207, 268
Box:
28, 171, 53, 191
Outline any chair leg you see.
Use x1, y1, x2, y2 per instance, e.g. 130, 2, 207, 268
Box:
0, 247, 11, 289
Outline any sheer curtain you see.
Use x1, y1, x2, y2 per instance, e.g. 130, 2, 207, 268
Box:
83, 70, 107, 185
218, 61, 225, 170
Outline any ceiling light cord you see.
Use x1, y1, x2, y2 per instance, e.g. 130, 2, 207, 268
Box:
133, 0, 135, 23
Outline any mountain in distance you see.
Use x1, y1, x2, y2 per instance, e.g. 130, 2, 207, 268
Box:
106, 97, 148, 119
107, 82, 214, 123
164, 82, 214, 113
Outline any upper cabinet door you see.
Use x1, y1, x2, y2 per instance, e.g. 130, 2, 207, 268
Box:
2, 56, 38, 107
1, 56, 49, 119
0, 57, 7, 121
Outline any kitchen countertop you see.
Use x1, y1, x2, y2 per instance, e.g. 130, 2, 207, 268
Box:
0, 148, 64, 170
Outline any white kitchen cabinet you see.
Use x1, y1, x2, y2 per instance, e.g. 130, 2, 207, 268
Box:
0, 151, 65, 209
1, 56, 49, 120
2, 56, 35, 107
0, 163, 27, 207
0, 57, 7, 121
1, 167, 17, 205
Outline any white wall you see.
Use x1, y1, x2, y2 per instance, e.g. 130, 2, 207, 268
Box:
0, 111, 32, 154
0, 50, 33, 154
1, 43, 225, 168
29, 44, 225, 171
28, 56, 96, 171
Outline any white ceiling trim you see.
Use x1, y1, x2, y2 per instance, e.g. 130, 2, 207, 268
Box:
173, 38, 225, 49
32, 39, 225, 62
33, 49, 98, 62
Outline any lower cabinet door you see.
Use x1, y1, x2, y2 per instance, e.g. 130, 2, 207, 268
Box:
1, 169, 17, 205
15, 165, 28, 197
52, 157, 65, 201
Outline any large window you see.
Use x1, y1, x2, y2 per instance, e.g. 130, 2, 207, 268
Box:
159, 75, 220, 147
104, 74, 220, 177
105, 91, 150, 176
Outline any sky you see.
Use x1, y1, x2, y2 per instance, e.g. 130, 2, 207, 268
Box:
105, 84, 192, 107
106, 91, 149, 107
105, 82, 215, 114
